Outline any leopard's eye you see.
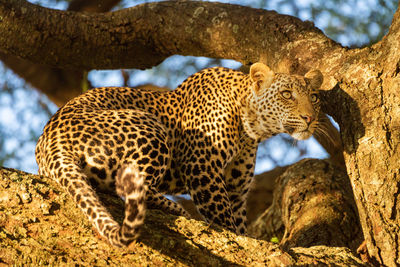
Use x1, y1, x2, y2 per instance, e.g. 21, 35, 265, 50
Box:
311, 93, 319, 103
281, 90, 292, 99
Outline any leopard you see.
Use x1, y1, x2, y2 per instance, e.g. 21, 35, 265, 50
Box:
35, 62, 323, 247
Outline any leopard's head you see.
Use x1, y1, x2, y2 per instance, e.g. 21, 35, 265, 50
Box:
243, 62, 323, 141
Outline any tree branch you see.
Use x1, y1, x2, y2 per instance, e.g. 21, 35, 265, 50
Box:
0, 0, 122, 106
0, 167, 366, 266
0, 0, 342, 85
0, 52, 85, 106
67, 0, 121, 12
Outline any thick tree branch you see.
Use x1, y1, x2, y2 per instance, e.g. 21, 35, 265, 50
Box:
0, 52, 85, 106
67, 0, 121, 12
0, 0, 121, 106
0, 167, 366, 266
0, 0, 342, 87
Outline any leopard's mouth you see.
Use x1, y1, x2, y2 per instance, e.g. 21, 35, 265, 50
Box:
284, 125, 314, 140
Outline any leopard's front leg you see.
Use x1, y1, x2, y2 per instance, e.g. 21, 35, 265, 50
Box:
178, 125, 248, 233
224, 138, 258, 235
183, 161, 237, 233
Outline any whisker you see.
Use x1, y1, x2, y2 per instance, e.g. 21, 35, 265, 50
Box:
314, 126, 338, 145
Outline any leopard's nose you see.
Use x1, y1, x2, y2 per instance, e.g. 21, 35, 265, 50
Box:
300, 115, 315, 125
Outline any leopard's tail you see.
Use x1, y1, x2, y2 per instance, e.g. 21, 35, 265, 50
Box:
115, 164, 147, 246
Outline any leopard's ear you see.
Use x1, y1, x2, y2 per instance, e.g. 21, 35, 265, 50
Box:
305, 69, 323, 89
250, 63, 275, 94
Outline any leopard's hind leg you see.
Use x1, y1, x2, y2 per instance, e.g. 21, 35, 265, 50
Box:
51, 157, 144, 247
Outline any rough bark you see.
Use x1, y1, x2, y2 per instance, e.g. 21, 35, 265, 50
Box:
67, 0, 121, 12
0, 167, 366, 266
319, 7, 400, 265
0, 0, 399, 265
248, 159, 363, 253
178, 159, 362, 255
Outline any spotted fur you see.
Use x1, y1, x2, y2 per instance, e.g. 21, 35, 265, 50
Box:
35, 62, 323, 247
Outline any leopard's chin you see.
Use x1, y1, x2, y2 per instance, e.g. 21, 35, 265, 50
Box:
291, 130, 313, 140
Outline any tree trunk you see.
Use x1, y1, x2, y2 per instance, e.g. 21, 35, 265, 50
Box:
0, 1, 399, 265
320, 9, 400, 264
